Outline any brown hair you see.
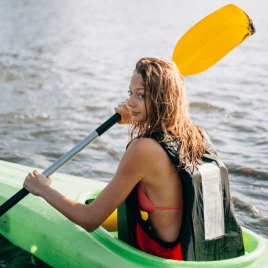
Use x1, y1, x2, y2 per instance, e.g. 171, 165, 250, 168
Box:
130, 57, 207, 167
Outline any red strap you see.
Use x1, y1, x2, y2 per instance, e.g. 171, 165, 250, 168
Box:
137, 184, 183, 214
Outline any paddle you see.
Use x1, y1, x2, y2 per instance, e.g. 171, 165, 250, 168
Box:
173, 4, 255, 75
0, 114, 121, 216
0, 4, 255, 217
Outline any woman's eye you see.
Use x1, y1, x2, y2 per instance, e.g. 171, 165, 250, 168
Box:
128, 90, 132, 96
138, 94, 144, 98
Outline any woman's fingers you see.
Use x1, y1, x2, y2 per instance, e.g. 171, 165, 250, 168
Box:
114, 100, 131, 124
24, 170, 52, 196
33, 170, 39, 175
117, 100, 128, 108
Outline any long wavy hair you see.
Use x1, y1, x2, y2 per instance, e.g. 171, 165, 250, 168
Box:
129, 57, 207, 167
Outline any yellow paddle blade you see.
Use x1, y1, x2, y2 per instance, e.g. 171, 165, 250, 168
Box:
173, 4, 256, 76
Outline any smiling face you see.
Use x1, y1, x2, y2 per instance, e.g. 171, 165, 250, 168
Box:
127, 72, 149, 123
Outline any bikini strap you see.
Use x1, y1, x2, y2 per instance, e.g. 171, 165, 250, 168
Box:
137, 184, 183, 214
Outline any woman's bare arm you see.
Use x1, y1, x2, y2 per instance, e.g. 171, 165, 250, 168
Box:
23, 139, 150, 232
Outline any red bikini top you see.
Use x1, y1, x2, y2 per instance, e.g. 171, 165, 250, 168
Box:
137, 184, 183, 214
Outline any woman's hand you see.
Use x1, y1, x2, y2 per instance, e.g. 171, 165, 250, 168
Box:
114, 99, 131, 124
23, 170, 52, 196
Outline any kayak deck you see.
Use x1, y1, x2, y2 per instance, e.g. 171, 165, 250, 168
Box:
0, 160, 268, 267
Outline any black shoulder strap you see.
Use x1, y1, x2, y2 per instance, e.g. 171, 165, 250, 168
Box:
118, 186, 139, 247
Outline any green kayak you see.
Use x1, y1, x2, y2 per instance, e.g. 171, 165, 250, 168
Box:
0, 160, 267, 267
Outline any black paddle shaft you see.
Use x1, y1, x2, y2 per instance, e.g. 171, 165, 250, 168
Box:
0, 113, 121, 216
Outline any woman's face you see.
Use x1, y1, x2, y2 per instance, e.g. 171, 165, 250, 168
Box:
127, 72, 148, 123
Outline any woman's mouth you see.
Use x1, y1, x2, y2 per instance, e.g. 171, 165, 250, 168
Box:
131, 112, 139, 116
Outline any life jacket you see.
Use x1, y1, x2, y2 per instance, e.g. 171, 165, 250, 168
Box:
118, 131, 245, 261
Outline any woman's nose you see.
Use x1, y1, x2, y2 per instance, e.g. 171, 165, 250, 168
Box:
127, 96, 135, 107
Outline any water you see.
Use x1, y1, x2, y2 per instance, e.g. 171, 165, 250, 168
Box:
0, 0, 267, 266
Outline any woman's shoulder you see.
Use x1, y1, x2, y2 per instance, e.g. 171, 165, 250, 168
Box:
126, 137, 165, 158
124, 138, 172, 176
128, 137, 160, 149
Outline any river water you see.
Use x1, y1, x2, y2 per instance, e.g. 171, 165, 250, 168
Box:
0, 0, 267, 266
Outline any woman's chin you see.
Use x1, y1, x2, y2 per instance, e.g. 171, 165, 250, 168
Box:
131, 115, 143, 122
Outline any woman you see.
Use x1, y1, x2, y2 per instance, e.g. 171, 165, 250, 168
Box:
24, 57, 244, 261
